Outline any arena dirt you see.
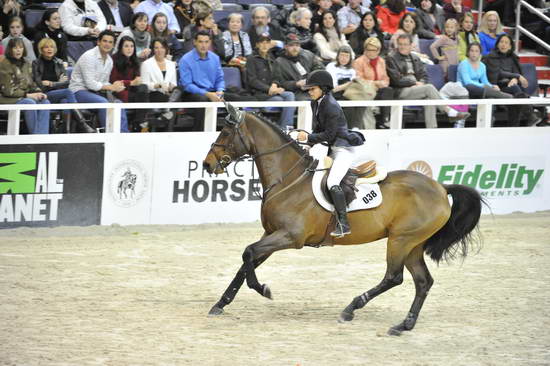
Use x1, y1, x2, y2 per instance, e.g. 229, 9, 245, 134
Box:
0, 212, 549, 365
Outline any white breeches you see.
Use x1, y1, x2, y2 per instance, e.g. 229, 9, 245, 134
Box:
327, 146, 357, 188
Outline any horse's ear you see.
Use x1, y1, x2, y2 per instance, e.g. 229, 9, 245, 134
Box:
224, 101, 244, 125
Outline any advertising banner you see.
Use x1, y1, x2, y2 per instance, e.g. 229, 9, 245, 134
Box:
0, 143, 104, 228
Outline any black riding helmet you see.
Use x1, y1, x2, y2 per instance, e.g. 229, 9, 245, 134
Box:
303, 70, 334, 90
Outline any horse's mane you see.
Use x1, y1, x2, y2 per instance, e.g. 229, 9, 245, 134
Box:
247, 112, 314, 164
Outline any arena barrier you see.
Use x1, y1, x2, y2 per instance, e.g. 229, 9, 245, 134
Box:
0, 99, 549, 228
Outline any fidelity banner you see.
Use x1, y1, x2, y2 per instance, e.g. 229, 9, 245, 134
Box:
0, 143, 104, 228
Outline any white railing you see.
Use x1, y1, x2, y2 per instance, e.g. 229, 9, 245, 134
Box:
515, 0, 550, 52
1, 98, 549, 135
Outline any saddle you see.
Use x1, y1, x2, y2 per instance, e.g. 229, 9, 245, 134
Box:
320, 158, 385, 205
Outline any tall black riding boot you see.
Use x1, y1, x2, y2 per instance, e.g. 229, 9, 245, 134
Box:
73, 109, 95, 133
329, 185, 351, 238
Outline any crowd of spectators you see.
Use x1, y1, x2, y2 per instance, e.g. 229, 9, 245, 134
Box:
0, 0, 547, 134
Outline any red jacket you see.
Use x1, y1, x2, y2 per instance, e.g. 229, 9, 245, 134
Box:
109, 63, 139, 103
376, 6, 407, 34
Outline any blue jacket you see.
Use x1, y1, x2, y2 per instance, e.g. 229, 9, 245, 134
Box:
307, 92, 364, 148
178, 48, 225, 95
457, 60, 492, 88
479, 31, 505, 56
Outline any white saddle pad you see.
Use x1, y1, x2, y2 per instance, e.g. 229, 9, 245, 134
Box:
312, 168, 383, 212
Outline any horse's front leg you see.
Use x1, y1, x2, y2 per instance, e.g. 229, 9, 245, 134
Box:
208, 230, 295, 316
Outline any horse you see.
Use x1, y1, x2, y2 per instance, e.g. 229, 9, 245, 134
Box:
202, 103, 484, 335
117, 169, 136, 200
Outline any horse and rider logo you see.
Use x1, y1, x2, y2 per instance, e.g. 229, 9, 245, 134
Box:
109, 160, 148, 207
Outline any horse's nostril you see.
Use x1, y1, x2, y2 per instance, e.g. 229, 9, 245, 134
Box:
203, 161, 211, 172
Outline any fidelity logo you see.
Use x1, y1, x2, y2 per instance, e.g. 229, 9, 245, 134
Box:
109, 160, 148, 207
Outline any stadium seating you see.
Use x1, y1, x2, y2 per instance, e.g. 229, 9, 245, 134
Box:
221, 3, 243, 11
25, 9, 46, 30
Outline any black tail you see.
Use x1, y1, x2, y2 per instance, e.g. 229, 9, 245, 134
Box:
424, 184, 486, 264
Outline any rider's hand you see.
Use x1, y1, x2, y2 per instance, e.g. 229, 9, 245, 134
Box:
296, 131, 308, 142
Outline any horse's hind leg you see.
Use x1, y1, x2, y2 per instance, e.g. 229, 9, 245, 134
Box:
388, 244, 433, 336
208, 253, 271, 316
339, 237, 409, 323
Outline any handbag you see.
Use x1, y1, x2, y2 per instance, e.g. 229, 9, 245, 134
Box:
343, 78, 377, 101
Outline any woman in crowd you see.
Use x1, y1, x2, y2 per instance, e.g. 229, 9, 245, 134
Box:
313, 10, 350, 62
33, 9, 69, 62
174, 0, 195, 38
0, 0, 24, 36
140, 39, 180, 131
150, 12, 185, 62
457, 12, 479, 61
415, 0, 445, 38
429, 18, 459, 76
1, 16, 36, 62
483, 34, 539, 126
288, 7, 317, 54
181, 11, 223, 56
376, 0, 407, 34
353, 37, 394, 129
390, 12, 431, 62
0, 38, 50, 134
349, 11, 385, 57
443, 0, 471, 21
115, 12, 151, 60
222, 13, 252, 66
32, 38, 94, 133
111, 36, 148, 130
478, 10, 505, 56
310, 0, 334, 32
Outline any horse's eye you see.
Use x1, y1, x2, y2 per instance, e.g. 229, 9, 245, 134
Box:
221, 130, 230, 137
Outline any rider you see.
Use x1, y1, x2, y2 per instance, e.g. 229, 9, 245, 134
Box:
296, 70, 365, 238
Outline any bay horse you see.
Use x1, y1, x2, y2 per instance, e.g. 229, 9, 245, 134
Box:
202, 104, 483, 335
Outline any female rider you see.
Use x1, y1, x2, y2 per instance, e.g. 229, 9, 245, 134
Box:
296, 70, 364, 238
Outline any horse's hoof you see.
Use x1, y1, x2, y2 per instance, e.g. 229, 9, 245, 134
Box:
338, 311, 354, 323
208, 305, 224, 316
387, 324, 405, 336
262, 284, 273, 300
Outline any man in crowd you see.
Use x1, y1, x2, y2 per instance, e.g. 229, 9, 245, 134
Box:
248, 6, 284, 50
134, 0, 180, 34
69, 30, 129, 132
273, 0, 311, 32
386, 33, 470, 129
337, 0, 369, 36
59, 0, 107, 39
98, 0, 134, 32
178, 31, 250, 131
273, 33, 325, 101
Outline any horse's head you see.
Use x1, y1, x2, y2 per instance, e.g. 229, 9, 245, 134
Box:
203, 103, 251, 174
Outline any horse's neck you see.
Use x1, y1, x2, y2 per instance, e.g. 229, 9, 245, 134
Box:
248, 121, 307, 190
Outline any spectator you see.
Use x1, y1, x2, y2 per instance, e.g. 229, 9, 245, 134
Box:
141, 38, 181, 131
248, 6, 284, 50
115, 12, 152, 60
273, 0, 310, 32
32, 38, 95, 133
443, 0, 471, 21
353, 36, 394, 129
288, 8, 318, 54
416, 0, 445, 38
429, 18, 459, 76
310, 0, 335, 33
349, 11, 385, 56
181, 11, 224, 57
386, 33, 469, 128
134, 0, 180, 34
33, 10, 69, 62
313, 10, 351, 62
222, 13, 252, 65
273, 33, 325, 101
150, 13, 185, 62
178, 30, 250, 131
111, 35, 149, 129
337, 0, 369, 36
0, 38, 50, 134
174, 0, 195, 38
457, 12, 479, 61
376, 0, 407, 34
69, 30, 129, 132
483, 33, 540, 126
390, 13, 431, 63
59, 0, 107, 39
478, 11, 505, 56
0, 0, 24, 36
245, 35, 296, 129
1, 17, 36, 63
483, 0, 515, 27
98, 0, 134, 31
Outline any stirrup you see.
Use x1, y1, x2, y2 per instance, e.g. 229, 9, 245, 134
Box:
331, 222, 351, 238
